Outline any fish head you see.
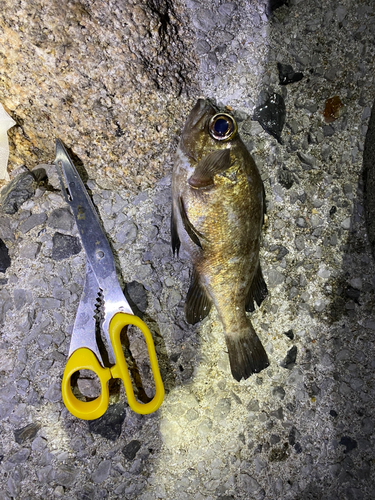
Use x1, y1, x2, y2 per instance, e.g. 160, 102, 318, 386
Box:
180, 99, 239, 162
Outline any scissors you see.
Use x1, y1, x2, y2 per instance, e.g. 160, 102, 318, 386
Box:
54, 139, 164, 420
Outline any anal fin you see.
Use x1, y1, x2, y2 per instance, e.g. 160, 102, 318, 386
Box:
184, 269, 212, 325
245, 262, 268, 312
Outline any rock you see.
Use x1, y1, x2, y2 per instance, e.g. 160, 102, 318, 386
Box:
0, 217, 14, 241
124, 281, 148, 318
18, 213, 47, 234
213, 398, 231, 420
0, 172, 36, 214
51, 232, 81, 260
280, 346, 297, 369
339, 436, 358, 453
92, 460, 111, 484
47, 207, 75, 232
323, 124, 335, 137
283, 329, 294, 340
116, 219, 137, 245
19, 241, 41, 260
278, 168, 294, 189
8, 448, 30, 464
43, 382, 62, 403
253, 93, 286, 143
277, 62, 303, 85
192, 9, 217, 31
14, 422, 41, 444
267, 269, 285, 286
88, 402, 127, 441
53, 465, 79, 487
122, 440, 142, 460
297, 152, 317, 169
323, 96, 344, 123
0, 239, 11, 272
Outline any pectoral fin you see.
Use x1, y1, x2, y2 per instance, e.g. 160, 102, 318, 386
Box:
188, 149, 231, 189
245, 262, 268, 312
178, 196, 204, 249
185, 268, 212, 324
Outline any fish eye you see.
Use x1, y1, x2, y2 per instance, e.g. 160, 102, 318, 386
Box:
208, 113, 237, 141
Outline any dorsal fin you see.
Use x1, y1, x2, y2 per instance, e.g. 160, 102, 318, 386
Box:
188, 149, 231, 189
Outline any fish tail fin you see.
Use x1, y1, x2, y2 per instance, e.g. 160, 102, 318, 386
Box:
225, 322, 269, 381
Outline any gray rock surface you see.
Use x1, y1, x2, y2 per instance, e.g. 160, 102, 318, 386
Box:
0, 0, 375, 499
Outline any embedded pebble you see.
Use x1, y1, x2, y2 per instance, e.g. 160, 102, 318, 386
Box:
47, 207, 75, 232
92, 460, 111, 484
18, 213, 47, 234
14, 423, 40, 444
88, 403, 127, 441
0, 238, 11, 272
0, 172, 36, 215
51, 232, 81, 260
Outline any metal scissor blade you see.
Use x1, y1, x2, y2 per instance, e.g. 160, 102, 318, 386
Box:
68, 260, 117, 364
54, 139, 117, 284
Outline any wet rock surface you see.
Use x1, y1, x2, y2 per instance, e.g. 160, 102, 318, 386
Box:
0, 0, 375, 499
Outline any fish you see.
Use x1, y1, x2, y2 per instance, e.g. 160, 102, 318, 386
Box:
171, 98, 269, 381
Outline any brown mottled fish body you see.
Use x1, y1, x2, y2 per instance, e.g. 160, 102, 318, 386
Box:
171, 99, 269, 381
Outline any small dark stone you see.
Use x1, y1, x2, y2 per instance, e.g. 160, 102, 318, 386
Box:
276, 246, 289, 261
283, 329, 294, 340
323, 124, 335, 137
330, 410, 338, 417
277, 62, 304, 85
280, 346, 297, 369
0, 238, 11, 273
268, 0, 289, 13
345, 286, 360, 303
124, 281, 148, 319
0, 171, 36, 214
294, 442, 302, 453
288, 426, 298, 446
51, 232, 81, 260
278, 168, 294, 189
122, 439, 142, 460
253, 93, 286, 143
88, 402, 127, 441
269, 442, 289, 462
330, 206, 337, 216
339, 436, 358, 454
14, 422, 41, 444
270, 407, 284, 420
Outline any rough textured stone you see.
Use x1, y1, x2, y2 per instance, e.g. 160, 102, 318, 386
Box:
51, 232, 81, 260
0, 172, 36, 214
88, 403, 127, 441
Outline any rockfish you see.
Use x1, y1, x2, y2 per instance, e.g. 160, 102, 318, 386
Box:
171, 99, 269, 381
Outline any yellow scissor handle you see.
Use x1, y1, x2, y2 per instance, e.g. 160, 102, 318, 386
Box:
61, 312, 164, 420
62, 348, 112, 420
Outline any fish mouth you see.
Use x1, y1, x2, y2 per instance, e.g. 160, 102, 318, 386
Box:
184, 99, 217, 129
180, 99, 217, 160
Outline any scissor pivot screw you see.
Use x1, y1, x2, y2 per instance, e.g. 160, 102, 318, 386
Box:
96, 250, 105, 260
